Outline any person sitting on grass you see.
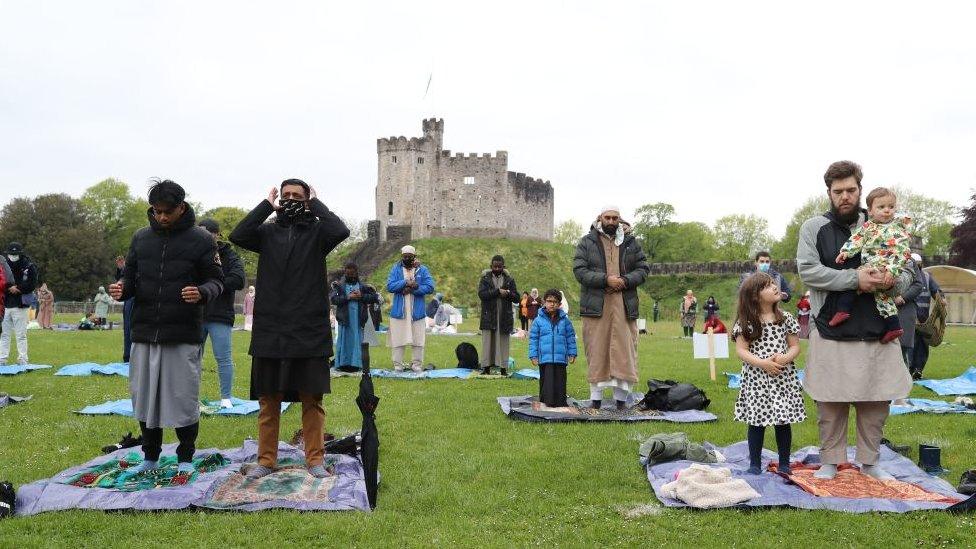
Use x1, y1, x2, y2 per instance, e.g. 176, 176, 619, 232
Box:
78, 312, 96, 330
732, 272, 805, 475
702, 312, 728, 334
529, 289, 577, 408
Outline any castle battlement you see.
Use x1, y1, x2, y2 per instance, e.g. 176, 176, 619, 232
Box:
375, 118, 553, 241
376, 135, 430, 152
439, 150, 507, 160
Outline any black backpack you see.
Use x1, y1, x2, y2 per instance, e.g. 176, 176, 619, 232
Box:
455, 342, 479, 369
639, 379, 710, 412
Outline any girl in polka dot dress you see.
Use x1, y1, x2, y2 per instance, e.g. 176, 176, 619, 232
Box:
732, 272, 805, 475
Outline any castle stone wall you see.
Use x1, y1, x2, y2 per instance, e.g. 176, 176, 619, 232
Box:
374, 119, 553, 241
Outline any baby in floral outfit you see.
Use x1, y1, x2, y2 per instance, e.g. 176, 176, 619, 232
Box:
831, 187, 913, 343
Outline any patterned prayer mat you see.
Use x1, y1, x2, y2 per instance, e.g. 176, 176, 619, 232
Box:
204, 457, 340, 509
62, 452, 229, 492
770, 462, 961, 504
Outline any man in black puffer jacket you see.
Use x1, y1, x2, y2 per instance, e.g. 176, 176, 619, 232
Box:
198, 218, 246, 408
109, 180, 223, 478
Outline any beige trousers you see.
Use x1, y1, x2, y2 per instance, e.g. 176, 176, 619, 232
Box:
815, 401, 890, 466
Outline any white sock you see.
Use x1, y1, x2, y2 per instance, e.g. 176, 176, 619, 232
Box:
814, 464, 837, 479
861, 464, 894, 480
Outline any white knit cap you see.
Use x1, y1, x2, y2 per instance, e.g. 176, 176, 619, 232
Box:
600, 205, 621, 215
401, 245, 416, 254
911, 252, 922, 262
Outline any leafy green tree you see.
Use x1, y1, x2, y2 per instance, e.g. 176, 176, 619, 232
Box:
888, 185, 956, 246
200, 206, 257, 282
632, 202, 676, 261
0, 194, 114, 300
949, 192, 976, 267
655, 221, 716, 262
923, 221, 953, 258
553, 219, 585, 246
79, 178, 146, 257
771, 195, 829, 259
712, 214, 772, 261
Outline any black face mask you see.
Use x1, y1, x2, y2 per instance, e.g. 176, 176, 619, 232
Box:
280, 198, 305, 220
602, 223, 618, 236
402, 258, 414, 268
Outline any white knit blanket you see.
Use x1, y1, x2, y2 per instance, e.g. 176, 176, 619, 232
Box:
660, 464, 760, 508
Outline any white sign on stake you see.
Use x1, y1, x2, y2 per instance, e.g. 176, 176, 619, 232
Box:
693, 333, 730, 359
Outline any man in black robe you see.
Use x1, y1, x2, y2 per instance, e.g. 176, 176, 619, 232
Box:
230, 179, 349, 478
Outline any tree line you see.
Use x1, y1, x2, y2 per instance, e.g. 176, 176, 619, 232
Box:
0, 179, 367, 300
554, 187, 972, 265
1, 178, 973, 301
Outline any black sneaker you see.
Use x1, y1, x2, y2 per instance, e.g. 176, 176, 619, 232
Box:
911, 369, 923, 380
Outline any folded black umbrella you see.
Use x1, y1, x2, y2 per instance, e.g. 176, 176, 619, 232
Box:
357, 366, 380, 509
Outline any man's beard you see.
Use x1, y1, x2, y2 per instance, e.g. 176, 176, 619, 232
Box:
830, 201, 861, 226
602, 223, 618, 236
345, 275, 359, 283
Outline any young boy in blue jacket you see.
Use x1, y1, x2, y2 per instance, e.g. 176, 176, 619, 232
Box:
529, 289, 577, 407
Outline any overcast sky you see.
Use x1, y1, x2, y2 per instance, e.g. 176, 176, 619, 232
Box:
2, 1, 974, 238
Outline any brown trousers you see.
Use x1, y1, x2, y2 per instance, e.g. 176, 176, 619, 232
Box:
816, 401, 890, 466
257, 392, 325, 468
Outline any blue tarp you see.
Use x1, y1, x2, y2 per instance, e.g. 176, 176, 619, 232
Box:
915, 366, 976, 396
56, 362, 130, 377
889, 398, 976, 416
425, 368, 477, 379
725, 369, 805, 389
646, 441, 972, 512
511, 368, 541, 380
76, 398, 289, 417
0, 363, 52, 376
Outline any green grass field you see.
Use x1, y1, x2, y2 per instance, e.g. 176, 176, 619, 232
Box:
1, 315, 975, 547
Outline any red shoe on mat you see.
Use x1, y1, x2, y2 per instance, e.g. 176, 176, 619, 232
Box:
828, 312, 851, 327
881, 329, 904, 344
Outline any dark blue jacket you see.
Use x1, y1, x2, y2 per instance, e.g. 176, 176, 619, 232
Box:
528, 308, 578, 365
331, 281, 379, 328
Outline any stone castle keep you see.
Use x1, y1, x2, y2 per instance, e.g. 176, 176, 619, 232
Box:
374, 118, 554, 241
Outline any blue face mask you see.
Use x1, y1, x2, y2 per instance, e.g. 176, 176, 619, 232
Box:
758, 263, 770, 273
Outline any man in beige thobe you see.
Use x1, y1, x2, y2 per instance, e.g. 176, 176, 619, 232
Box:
386, 245, 436, 372
573, 206, 650, 410
798, 160, 913, 480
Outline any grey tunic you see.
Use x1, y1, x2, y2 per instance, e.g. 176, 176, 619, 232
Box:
481, 274, 510, 368
129, 342, 202, 428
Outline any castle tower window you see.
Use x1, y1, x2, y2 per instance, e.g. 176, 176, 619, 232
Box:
392, 155, 397, 163
417, 157, 424, 164
388, 201, 393, 215
463, 176, 475, 185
